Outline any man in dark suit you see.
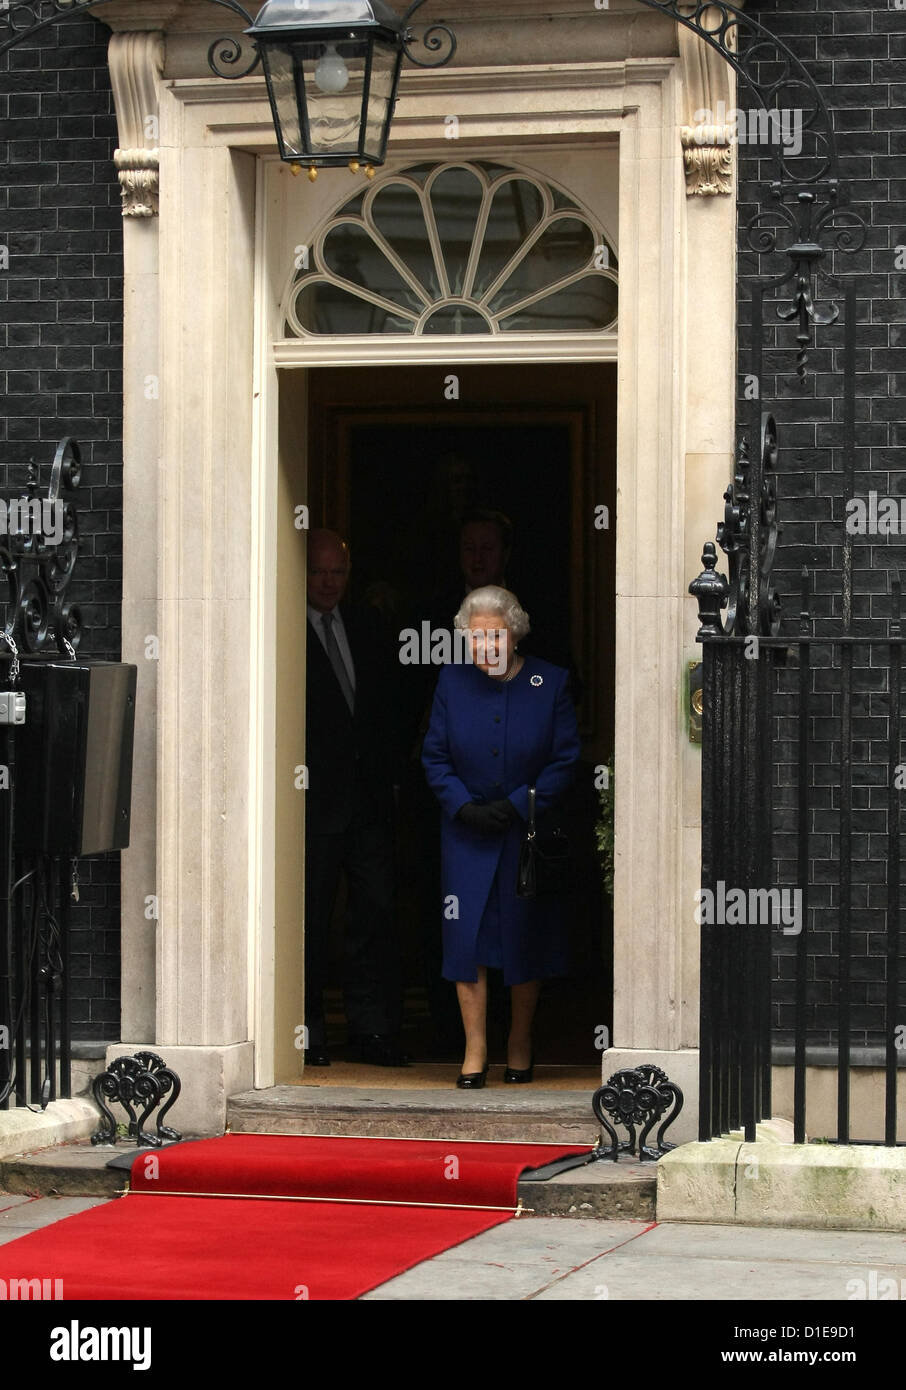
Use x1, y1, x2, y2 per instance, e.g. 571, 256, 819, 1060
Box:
304, 528, 407, 1067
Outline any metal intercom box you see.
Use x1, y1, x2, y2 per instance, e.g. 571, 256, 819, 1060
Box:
14, 662, 137, 856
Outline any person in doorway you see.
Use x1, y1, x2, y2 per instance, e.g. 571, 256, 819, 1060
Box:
421, 585, 580, 1087
406, 509, 517, 1054
410, 509, 582, 1055
425, 508, 513, 646
304, 528, 408, 1067
426, 508, 582, 700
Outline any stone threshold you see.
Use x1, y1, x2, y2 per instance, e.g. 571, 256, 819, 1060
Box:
227, 1083, 602, 1145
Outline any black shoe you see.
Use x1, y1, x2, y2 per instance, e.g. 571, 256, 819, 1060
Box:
353, 1034, 411, 1067
304, 1047, 331, 1067
503, 1057, 534, 1083
456, 1064, 489, 1089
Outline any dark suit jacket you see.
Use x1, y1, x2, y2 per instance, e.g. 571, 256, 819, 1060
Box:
305, 602, 400, 837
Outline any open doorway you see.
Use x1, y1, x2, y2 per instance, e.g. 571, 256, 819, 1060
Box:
292, 362, 616, 1068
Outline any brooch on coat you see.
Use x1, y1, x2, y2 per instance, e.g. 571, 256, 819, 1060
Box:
530, 674, 543, 687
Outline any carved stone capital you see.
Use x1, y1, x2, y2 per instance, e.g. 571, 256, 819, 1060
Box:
677, 4, 737, 197
108, 31, 165, 218
680, 128, 733, 198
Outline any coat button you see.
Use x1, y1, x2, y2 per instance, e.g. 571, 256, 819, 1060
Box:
491, 748, 499, 756
494, 715, 501, 723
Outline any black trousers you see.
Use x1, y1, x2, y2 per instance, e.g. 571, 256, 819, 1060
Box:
304, 790, 402, 1047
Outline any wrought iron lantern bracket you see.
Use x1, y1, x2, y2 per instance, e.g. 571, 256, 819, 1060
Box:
0, 0, 258, 60
399, 0, 456, 68
0, 1, 456, 168
631, 1, 865, 381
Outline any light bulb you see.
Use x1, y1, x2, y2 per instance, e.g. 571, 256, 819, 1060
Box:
314, 44, 349, 94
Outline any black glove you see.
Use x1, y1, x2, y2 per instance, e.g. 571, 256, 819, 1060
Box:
456, 800, 517, 835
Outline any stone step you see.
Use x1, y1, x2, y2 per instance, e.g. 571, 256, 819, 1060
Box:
0, 1130, 657, 1220
227, 1083, 601, 1145
0, 1143, 129, 1199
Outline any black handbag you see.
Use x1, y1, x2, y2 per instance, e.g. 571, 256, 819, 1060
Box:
516, 786, 571, 899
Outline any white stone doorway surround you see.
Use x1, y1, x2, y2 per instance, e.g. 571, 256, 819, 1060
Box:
107, 48, 737, 1134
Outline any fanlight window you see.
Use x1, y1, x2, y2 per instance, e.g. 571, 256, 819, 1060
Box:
283, 161, 618, 337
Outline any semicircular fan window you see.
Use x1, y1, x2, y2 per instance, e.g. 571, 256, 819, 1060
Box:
284, 161, 618, 337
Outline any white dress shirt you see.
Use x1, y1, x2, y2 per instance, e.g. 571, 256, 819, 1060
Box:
308, 603, 356, 694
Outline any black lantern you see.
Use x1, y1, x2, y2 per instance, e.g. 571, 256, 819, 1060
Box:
244, 0, 456, 176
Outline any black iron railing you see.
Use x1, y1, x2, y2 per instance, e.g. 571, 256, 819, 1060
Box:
692, 422, 906, 1147
0, 841, 76, 1108
0, 439, 82, 1112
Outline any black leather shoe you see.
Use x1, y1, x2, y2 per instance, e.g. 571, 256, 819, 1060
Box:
503, 1057, 534, 1083
456, 1064, 489, 1089
304, 1047, 331, 1067
353, 1034, 411, 1067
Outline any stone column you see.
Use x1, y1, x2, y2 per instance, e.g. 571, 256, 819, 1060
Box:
106, 57, 257, 1132
602, 39, 737, 1141
108, 30, 165, 1048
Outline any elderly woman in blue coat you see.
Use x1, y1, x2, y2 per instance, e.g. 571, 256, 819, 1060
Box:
421, 585, 580, 1088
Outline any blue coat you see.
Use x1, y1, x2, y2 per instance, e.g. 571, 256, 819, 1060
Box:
421, 655, 581, 984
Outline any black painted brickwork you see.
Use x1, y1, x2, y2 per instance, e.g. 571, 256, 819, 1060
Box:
0, 12, 123, 1042
737, 0, 906, 1047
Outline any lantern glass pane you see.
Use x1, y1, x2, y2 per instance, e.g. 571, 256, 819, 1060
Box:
262, 44, 304, 158
362, 40, 399, 162
297, 37, 373, 160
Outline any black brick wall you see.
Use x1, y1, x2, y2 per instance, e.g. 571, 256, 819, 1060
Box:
737, 0, 906, 1047
0, 11, 123, 1041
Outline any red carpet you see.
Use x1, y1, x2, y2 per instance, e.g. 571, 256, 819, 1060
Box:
0, 1134, 591, 1300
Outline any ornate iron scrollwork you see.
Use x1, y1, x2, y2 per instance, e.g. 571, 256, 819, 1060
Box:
747, 190, 865, 382
207, 29, 261, 81
0, 0, 256, 61
400, 0, 457, 69
0, 436, 82, 661
632, 1, 865, 379
632, 0, 835, 187
591, 1064, 684, 1163
691, 413, 781, 640
91, 1052, 182, 1148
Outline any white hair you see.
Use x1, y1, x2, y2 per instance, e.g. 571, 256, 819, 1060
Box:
453, 585, 531, 643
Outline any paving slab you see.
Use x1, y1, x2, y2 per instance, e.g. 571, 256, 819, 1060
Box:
621, 1221, 906, 1263
533, 1252, 906, 1302
360, 1218, 650, 1300
0, 1194, 35, 1214
0, 1194, 110, 1246
362, 1218, 906, 1301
